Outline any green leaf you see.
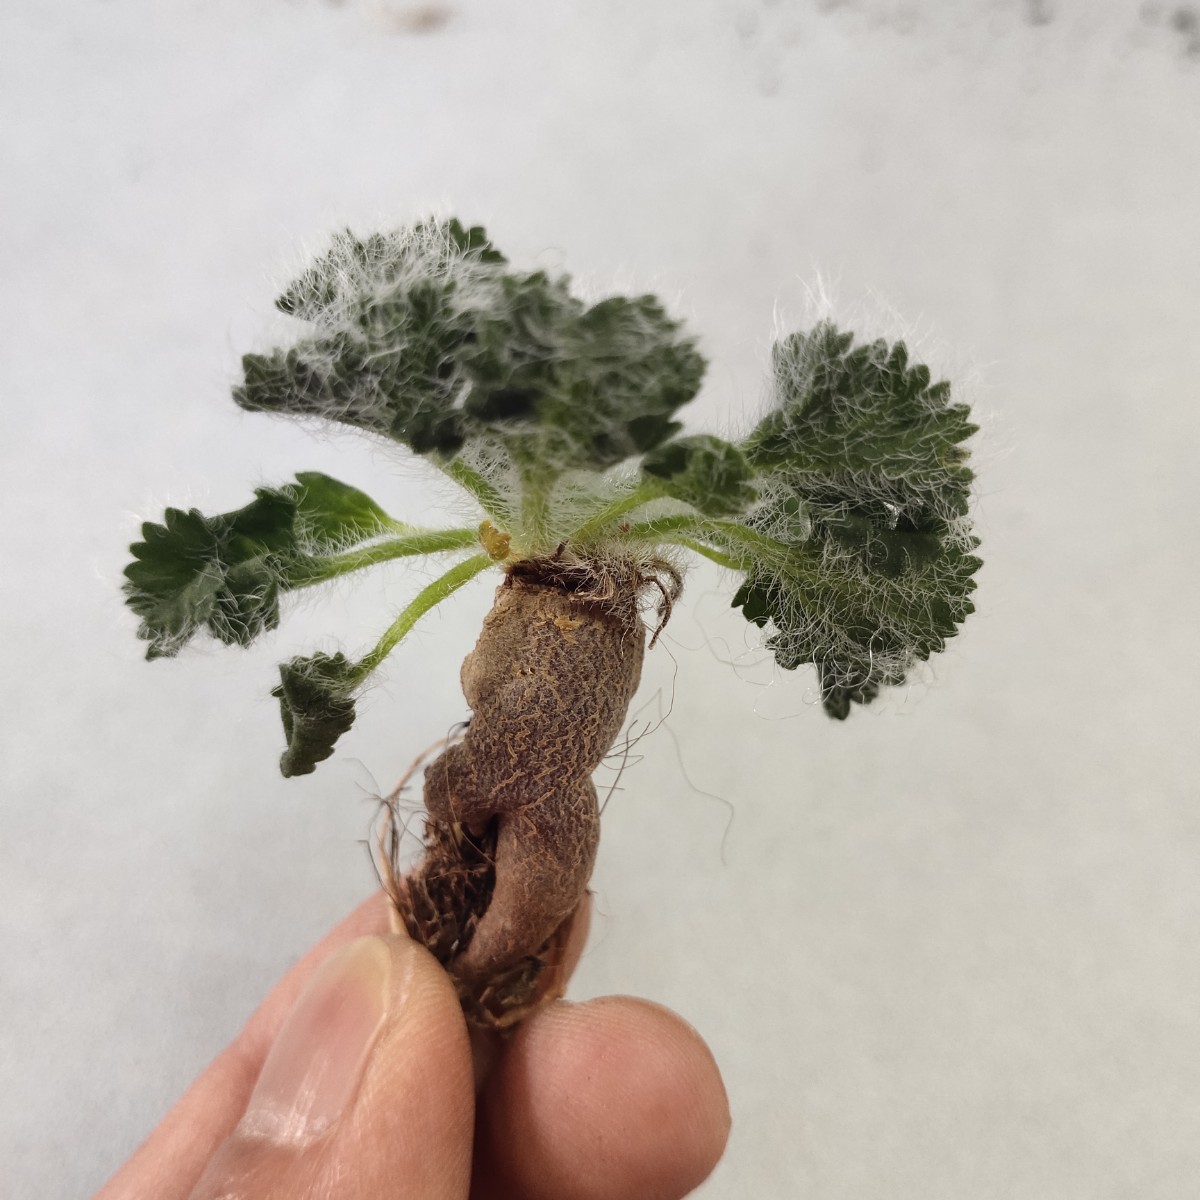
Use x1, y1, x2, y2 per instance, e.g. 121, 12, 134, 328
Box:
642, 434, 758, 517
124, 474, 390, 658
745, 322, 976, 522
493, 290, 703, 471
729, 536, 980, 717
234, 221, 706, 473
274, 219, 506, 322
289, 471, 393, 547
272, 651, 360, 777
724, 323, 980, 716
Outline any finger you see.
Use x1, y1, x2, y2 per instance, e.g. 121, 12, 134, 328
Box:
472, 996, 730, 1200
95, 892, 393, 1200
189, 932, 474, 1200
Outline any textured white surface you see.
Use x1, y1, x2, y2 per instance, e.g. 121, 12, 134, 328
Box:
3, 1, 1199, 1195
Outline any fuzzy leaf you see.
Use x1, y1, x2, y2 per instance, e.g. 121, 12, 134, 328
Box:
272, 652, 360, 777
642, 434, 758, 517
730, 536, 980, 717
745, 322, 976, 520
726, 324, 980, 716
234, 221, 706, 473
124, 474, 389, 658
275, 220, 506, 322
288, 471, 392, 548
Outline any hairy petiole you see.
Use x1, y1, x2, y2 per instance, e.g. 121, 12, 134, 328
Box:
439, 460, 510, 524
569, 479, 669, 544
356, 553, 493, 677
289, 527, 480, 587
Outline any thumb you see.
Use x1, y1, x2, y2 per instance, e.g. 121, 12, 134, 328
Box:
189, 933, 475, 1200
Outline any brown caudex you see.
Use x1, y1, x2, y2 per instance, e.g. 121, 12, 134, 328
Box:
393, 553, 674, 1027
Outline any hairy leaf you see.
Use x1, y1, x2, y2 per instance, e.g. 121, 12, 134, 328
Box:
745, 322, 976, 521
124, 474, 390, 658
726, 324, 980, 716
234, 221, 706, 473
275, 220, 506, 323
288, 470, 393, 548
273, 651, 360, 777
642, 434, 758, 517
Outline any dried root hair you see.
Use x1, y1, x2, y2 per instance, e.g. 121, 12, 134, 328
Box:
505, 544, 683, 645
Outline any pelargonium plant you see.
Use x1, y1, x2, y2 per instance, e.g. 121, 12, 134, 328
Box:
124, 219, 980, 1023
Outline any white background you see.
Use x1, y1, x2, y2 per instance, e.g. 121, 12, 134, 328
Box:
3, 1, 1199, 1195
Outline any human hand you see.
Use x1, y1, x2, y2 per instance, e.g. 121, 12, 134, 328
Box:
95, 893, 730, 1199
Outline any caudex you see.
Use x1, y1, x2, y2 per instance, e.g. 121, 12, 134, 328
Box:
124, 220, 980, 1025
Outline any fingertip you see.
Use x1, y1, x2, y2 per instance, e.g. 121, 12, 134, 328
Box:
475, 996, 729, 1200
237, 892, 398, 1063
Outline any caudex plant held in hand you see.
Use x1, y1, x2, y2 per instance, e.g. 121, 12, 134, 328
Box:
124, 220, 980, 1025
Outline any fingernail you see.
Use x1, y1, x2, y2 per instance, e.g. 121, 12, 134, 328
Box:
239, 936, 393, 1144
